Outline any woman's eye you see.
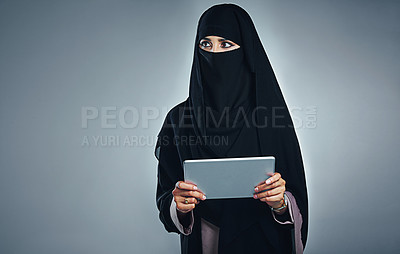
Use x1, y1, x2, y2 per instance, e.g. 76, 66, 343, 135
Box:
200, 41, 211, 48
221, 41, 233, 48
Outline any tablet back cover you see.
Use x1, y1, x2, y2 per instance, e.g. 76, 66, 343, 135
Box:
183, 156, 275, 199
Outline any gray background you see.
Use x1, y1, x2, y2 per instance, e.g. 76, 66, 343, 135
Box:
1, 0, 399, 253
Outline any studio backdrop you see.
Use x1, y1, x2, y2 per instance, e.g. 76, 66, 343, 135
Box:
0, 0, 399, 253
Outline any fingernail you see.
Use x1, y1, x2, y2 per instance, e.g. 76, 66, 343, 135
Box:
266, 179, 271, 184
253, 194, 257, 199
254, 187, 258, 192
203, 195, 206, 200
193, 186, 197, 190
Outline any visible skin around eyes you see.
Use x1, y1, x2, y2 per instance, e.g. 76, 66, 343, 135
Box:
199, 35, 240, 53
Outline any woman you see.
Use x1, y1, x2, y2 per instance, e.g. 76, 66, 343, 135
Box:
155, 3, 308, 253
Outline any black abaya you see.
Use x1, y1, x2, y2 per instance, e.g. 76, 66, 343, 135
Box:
155, 3, 308, 253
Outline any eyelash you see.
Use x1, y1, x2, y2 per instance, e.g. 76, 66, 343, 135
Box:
200, 41, 212, 48
200, 41, 234, 48
221, 42, 233, 48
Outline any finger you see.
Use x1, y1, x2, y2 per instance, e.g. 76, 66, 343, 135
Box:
253, 185, 284, 199
263, 173, 280, 188
175, 181, 198, 191
260, 193, 284, 202
255, 173, 280, 190
176, 202, 196, 212
264, 186, 285, 197
265, 172, 281, 185
255, 179, 266, 187
175, 196, 197, 207
254, 175, 276, 189
255, 172, 276, 187
176, 190, 206, 200
173, 187, 205, 198
265, 178, 285, 190
177, 196, 200, 205
254, 180, 279, 193
255, 177, 285, 193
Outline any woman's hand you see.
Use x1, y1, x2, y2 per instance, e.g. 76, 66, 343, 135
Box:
253, 172, 286, 212
172, 181, 207, 214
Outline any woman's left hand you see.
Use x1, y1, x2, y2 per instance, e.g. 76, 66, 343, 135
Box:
253, 172, 286, 209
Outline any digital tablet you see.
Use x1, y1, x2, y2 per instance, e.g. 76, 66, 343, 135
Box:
183, 156, 275, 199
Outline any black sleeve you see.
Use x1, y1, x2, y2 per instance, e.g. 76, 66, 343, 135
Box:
155, 114, 184, 234
274, 208, 292, 222
280, 128, 309, 249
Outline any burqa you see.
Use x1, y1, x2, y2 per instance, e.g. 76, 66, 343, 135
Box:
155, 3, 308, 253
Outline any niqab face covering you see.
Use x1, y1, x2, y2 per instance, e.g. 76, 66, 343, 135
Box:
197, 46, 255, 156
198, 47, 253, 115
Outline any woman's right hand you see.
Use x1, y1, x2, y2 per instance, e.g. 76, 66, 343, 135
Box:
172, 181, 207, 214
